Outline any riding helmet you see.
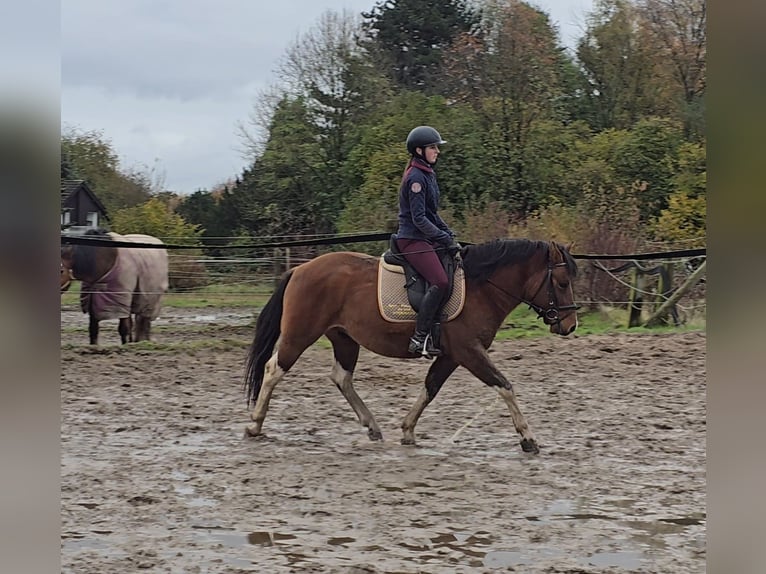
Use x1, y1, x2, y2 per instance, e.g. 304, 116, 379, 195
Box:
406, 126, 447, 155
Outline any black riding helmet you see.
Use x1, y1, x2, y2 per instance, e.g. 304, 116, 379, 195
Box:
406, 126, 447, 156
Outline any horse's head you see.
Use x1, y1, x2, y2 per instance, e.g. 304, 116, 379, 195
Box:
526, 242, 579, 336
61, 246, 74, 292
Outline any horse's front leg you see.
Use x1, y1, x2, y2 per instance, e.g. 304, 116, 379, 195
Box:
458, 345, 539, 454
401, 355, 458, 445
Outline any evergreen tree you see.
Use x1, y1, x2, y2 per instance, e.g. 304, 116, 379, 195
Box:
361, 0, 479, 93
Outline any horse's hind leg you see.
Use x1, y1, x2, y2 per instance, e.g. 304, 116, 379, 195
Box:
118, 317, 133, 344
458, 346, 539, 454
88, 314, 99, 345
326, 329, 383, 441
401, 355, 458, 445
245, 352, 288, 438
134, 315, 150, 342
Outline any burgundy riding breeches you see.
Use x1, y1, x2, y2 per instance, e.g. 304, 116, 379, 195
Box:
395, 238, 448, 290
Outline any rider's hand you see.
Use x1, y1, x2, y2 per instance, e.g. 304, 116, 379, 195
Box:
446, 239, 462, 256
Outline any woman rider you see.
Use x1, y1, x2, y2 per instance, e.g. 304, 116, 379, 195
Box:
396, 125, 461, 357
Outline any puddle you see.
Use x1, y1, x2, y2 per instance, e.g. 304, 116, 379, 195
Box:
187, 503, 703, 570
154, 312, 254, 327
171, 469, 217, 506
585, 550, 645, 568
483, 550, 533, 567
61, 534, 112, 551
202, 529, 298, 548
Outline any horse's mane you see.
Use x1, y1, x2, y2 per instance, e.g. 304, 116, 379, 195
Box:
462, 239, 578, 282
68, 228, 114, 278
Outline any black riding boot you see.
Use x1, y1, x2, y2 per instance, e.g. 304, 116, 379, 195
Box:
409, 285, 445, 357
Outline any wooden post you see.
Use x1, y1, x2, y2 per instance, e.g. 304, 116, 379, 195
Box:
628, 266, 645, 328
654, 263, 674, 325
644, 260, 706, 327
273, 248, 280, 288
285, 247, 291, 271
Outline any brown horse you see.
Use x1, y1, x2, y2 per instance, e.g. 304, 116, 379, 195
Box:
244, 238, 578, 454
61, 228, 169, 345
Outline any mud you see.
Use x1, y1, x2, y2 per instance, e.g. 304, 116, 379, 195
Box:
61, 307, 706, 573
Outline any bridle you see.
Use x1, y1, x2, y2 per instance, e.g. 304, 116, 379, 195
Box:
486, 257, 579, 327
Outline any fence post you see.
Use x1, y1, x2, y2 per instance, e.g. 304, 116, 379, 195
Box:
273, 247, 280, 288
644, 260, 706, 327
653, 263, 674, 326
628, 265, 645, 327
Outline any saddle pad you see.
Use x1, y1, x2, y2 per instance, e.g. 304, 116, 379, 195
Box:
377, 258, 466, 323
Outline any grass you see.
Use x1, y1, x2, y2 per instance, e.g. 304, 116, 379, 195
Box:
61, 281, 276, 310
495, 304, 705, 341
62, 281, 705, 352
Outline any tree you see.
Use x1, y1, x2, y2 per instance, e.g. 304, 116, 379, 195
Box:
651, 141, 706, 246
361, 0, 479, 93
176, 186, 242, 251
237, 11, 389, 237
236, 96, 328, 236
110, 197, 203, 243
61, 127, 154, 214
637, 0, 706, 139
612, 116, 684, 219
443, 0, 569, 215
576, 0, 670, 131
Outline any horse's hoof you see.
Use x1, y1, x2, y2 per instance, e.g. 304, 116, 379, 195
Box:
243, 426, 263, 440
400, 437, 416, 446
520, 438, 540, 454
368, 429, 383, 441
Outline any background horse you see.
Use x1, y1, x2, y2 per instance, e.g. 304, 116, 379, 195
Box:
244, 238, 578, 454
61, 228, 169, 345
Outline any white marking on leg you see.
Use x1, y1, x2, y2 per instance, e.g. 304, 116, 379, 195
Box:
495, 386, 536, 443
247, 353, 286, 434
329, 360, 381, 438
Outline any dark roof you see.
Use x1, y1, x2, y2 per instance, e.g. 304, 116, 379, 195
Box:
61, 179, 110, 219
61, 179, 83, 204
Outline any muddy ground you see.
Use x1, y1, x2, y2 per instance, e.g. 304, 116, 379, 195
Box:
61, 307, 706, 573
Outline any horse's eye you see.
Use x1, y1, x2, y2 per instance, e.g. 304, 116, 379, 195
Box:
558, 281, 569, 289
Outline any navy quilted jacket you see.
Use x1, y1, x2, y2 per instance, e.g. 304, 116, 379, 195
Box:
396, 158, 454, 244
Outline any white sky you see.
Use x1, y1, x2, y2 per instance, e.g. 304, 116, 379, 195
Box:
61, 0, 594, 194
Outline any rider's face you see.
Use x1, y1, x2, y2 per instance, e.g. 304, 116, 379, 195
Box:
423, 144, 440, 164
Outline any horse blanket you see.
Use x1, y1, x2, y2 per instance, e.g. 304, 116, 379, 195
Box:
80, 233, 169, 321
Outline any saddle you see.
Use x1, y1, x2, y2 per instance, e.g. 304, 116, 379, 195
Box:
377, 234, 465, 323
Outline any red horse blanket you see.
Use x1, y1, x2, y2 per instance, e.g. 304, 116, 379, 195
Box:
80, 233, 169, 321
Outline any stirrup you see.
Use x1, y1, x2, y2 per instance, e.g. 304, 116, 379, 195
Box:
409, 332, 441, 358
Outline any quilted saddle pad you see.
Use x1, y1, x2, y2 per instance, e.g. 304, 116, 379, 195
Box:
377, 258, 465, 323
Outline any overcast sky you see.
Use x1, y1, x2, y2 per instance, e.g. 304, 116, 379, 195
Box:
61, 0, 594, 194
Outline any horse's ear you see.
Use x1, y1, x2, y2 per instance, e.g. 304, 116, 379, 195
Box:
565, 241, 575, 252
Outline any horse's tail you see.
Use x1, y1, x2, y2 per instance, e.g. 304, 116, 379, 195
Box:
244, 270, 294, 407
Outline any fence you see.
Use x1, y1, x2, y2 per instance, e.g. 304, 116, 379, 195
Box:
61, 232, 706, 329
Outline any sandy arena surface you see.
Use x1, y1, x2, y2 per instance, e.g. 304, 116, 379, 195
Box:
61, 307, 706, 573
